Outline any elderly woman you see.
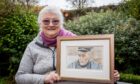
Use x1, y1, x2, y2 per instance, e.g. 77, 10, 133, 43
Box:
15, 6, 120, 84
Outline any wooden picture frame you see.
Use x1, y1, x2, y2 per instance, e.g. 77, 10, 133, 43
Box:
56, 34, 114, 84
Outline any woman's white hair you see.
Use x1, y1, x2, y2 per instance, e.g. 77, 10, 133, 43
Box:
38, 5, 64, 26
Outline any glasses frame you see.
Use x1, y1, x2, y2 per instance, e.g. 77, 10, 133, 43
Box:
42, 19, 60, 26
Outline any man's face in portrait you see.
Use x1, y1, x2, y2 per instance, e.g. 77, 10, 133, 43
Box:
78, 50, 90, 66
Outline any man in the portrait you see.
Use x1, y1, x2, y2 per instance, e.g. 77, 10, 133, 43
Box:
68, 47, 102, 69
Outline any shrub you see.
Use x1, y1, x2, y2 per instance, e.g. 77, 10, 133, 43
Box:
65, 10, 140, 74
0, 76, 15, 84
0, 77, 6, 84
120, 73, 140, 84
0, 11, 38, 76
118, 0, 140, 20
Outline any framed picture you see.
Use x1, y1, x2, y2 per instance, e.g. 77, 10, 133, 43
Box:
56, 34, 114, 84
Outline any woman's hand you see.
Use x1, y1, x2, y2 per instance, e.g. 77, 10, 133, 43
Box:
44, 70, 119, 83
114, 70, 120, 82
44, 71, 60, 84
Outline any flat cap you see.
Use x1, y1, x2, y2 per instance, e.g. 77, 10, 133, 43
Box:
78, 47, 92, 52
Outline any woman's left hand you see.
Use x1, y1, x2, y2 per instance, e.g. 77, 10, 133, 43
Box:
114, 70, 120, 82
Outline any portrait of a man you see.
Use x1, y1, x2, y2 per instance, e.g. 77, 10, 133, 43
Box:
67, 46, 102, 69
57, 35, 115, 83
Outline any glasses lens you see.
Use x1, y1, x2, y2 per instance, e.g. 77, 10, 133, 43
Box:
52, 20, 59, 25
43, 20, 50, 25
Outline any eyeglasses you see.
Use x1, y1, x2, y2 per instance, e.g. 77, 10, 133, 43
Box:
42, 19, 59, 26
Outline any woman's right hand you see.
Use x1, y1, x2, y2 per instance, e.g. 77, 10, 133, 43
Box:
44, 71, 60, 84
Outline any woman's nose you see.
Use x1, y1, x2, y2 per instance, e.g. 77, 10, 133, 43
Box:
48, 22, 54, 26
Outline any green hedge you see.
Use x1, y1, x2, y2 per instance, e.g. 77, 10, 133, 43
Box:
0, 11, 38, 76
65, 10, 140, 74
120, 73, 140, 84
0, 76, 15, 84
0, 77, 6, 84
118, 0, 140, 20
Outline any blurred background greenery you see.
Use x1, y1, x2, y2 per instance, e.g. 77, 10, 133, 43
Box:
0, 0, 140, 84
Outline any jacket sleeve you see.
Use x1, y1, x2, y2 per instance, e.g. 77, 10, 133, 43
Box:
15, 46, 45, 84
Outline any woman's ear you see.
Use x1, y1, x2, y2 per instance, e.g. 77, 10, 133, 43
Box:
38, 22, 42, 27
39, 27, 42, 31
38, 23, 42, 31
38, 22, 41, 26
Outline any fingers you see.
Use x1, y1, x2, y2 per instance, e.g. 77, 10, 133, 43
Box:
50, 72, 60, 81
114, 70, 120, 82
54, 73, 60, 81
45, 72, 60, 84
49, 80, 54, 84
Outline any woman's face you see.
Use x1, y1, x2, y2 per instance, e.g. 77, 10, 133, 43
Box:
40, 13, 61, 38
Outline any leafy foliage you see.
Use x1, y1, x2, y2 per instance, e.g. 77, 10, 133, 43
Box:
65, 10, 140, 74
120, 73, 140, 84
0, 8, 38, 76
118, 0, 140, 20
0, 76, 15, 84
